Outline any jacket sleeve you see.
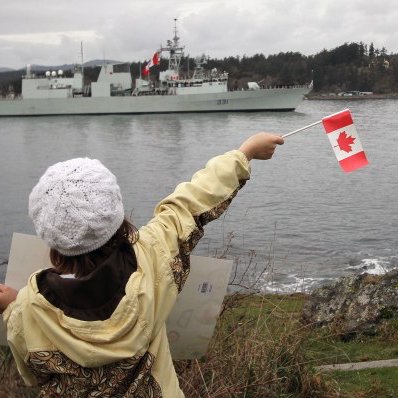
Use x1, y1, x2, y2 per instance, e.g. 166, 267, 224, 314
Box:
2, 287, 38, 387
139, 149, 251, 293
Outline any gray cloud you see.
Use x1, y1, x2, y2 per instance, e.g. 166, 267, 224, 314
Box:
0, 0, 396, 69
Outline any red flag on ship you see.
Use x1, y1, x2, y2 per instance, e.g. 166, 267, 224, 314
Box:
143, 52, 160, 75
322, 109, 369, 172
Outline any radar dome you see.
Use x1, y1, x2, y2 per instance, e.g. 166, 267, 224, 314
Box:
45, 71, 51, 77
51, 71, 57, 77
58, 70, 63, 76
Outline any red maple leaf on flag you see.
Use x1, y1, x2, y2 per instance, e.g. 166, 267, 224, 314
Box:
336, 131, 356, 152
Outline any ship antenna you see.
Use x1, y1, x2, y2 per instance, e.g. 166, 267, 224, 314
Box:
81, 41, 84, 89
173, 18, 179, 46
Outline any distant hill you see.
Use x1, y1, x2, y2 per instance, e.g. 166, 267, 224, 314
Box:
0, 60, 124, 73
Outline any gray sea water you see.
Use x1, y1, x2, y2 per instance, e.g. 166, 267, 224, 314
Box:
0, 99, 397, 292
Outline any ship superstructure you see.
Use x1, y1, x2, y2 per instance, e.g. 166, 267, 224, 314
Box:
133, 20, 229, 97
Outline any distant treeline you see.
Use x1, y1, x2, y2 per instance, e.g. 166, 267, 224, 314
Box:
1, 42, 397, 95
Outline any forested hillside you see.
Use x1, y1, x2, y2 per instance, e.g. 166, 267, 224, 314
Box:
201, 42, 397, 93
1, 42, 397, 95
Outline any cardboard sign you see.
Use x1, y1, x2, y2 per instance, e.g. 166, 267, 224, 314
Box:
0, 233, 232, 359
166, 255, 232, 359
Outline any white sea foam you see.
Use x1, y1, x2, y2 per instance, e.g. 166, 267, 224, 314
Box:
360, 258, 389, 274
348, 257, 391, 275
260, 274, 331, 294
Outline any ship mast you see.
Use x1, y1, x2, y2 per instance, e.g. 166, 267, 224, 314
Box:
81, 41, 84, 90
161, 18, 185, 76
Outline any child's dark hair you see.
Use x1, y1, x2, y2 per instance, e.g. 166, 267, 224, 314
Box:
49, 219, 139, 278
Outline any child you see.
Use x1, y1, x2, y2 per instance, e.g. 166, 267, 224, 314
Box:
0, 132, 284, 397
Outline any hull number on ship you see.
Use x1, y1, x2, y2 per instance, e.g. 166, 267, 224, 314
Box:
216, 99, 229, 105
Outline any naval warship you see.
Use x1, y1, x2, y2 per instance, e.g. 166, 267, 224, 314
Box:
0, 23, 312, 117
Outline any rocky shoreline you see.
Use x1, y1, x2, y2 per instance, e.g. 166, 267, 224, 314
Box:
302, 269, 398, 338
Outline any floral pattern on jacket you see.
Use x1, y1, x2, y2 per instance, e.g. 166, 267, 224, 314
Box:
28, 350, 162, 398
169, 182, 245, 292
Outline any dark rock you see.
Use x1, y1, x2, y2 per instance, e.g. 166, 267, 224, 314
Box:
302, 270, 398, 338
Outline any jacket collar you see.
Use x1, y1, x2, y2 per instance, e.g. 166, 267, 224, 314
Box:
36, 245, 137, 321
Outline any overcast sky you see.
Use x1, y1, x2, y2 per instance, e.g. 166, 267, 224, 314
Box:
0, 0, 396, 69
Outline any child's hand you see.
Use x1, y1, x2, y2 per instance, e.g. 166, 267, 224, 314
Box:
239, 132, 284, 161
0, 284, 18, 314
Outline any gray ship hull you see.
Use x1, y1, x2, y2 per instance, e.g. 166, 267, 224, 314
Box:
0, 86, 309, 116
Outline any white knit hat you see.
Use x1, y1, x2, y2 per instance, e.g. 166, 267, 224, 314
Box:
29, 158, 125, 256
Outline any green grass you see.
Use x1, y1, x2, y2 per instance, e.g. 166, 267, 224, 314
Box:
236, 293, 398, 360
302, 314, 398, 367
332, 367, 398, 398
305, 332, 398, 365
216, 293, 398, 397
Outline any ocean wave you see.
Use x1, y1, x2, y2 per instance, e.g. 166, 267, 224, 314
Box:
256, 273, 333, 294
346, 256, 397, 275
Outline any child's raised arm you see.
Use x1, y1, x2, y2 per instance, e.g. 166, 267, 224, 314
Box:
139, 132, 283, 293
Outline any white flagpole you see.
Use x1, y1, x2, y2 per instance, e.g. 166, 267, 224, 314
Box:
282, 109, 350, 138
282, 120, 322, 138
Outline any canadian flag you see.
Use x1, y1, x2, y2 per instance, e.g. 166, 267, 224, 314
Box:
143, 51, 160, 75
322, 109, 369, 172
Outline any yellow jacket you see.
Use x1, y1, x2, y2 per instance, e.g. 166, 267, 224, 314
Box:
3, 150, 250, 397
